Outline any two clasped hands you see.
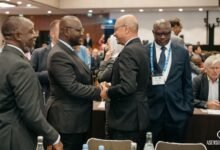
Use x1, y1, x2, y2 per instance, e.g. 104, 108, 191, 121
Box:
100, 81, 111, 100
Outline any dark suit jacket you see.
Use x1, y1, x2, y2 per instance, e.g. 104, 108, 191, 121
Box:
47, 41, 101, 134
31, 45, 51, 100
84, 38, 93, 48
107, 38, 150, 131
145, 41, 194, 122
193, 74, 220, 108
0, 46, 58, 150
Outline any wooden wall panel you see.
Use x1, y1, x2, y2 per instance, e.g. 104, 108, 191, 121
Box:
25, 14, 109, 49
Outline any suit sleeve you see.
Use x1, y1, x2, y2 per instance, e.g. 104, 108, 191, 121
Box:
31, 49, 49, 84
192, 76, 207, 108
108, 48, 138, 99
49, 52, 100, 100
182, 50, 194, 112
9, 62, 58, 145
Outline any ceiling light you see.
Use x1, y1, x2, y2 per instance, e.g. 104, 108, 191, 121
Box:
139, 9, 144, 12
158, 8, 163, 12
5, 0, 10, 1
0, 2, 16, 8
17, 1, 22, 5
178, 8, 183, 12
47, 10, 52, 14
88, 10, 93, 13
120, 9, 125, 12
5, 11, 10, 14
26, 4, 31, 7
198, 8, 203, 11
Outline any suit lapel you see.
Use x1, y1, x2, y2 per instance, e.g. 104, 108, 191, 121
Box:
57, 41, 90, 74
203, 75, 209, 100
219, 77, 220, 101
166, 43, 176, 80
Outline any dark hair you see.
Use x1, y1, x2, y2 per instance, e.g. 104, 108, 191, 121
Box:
169, 18, 182, 28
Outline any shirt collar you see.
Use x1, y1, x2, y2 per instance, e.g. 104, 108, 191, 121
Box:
59, 39, 74, 52
207, 75, 219, 83
7, 44, 25, 56
124, 37, 139, 46
154, 40, 171, 50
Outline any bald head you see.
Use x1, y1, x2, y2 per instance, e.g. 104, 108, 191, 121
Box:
2, 16, 33, 40
117, 14, 139, 33
59, 15, 84, 46
114, 14, 139, 45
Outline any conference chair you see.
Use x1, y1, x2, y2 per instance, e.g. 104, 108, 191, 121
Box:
155, 141, 207, 150
87, 138, 137, 150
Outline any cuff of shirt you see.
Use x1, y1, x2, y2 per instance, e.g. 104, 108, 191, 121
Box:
53, 135, 61, 145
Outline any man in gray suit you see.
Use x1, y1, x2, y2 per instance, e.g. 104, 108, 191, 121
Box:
0, 16, 62, 150
47, 16, 104, 150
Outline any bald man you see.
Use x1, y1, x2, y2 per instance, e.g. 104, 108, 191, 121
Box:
145, 19, 193, 144
101, 14, 150, 150
47, 16, 102, 150
0, 16, 62, 150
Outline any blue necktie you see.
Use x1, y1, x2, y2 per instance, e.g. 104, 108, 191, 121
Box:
158, 46, 166, 71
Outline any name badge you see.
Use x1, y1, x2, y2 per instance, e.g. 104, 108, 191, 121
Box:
152, 76, 165, 85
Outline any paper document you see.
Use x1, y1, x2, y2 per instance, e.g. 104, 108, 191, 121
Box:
207, 109, 220, 115
97, 101, 105, 109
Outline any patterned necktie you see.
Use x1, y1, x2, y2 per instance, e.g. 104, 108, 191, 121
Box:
158, 46, 166, 71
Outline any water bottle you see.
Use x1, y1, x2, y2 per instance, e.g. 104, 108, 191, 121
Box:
82, 143, 89, 150
36, 136, 44, 150
98, 145, 105, 150
143, 132, 154, 150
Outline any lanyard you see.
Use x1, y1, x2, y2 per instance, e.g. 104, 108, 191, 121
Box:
150, 43, 171, 75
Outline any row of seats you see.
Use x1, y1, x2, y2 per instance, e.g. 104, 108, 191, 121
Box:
86, 138, 207, 150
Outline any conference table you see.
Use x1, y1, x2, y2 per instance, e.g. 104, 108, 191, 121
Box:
91, 101, 220, 150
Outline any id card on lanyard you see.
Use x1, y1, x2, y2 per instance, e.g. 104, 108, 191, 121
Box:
150, 43, 171, 85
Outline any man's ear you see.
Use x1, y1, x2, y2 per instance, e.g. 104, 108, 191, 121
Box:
14, 32, 22, 41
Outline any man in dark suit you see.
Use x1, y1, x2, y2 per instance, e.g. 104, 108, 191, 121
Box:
31, 19, 60, 109
83, 33, 93, 48
0, 16, 62, 150
145, 19, 193, 144
193, 55, 220, 109
101, 14, 150, 150
47, 16, 103, 150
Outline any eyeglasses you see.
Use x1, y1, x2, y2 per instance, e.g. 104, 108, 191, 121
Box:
153, 31, 171, 36
65, 26, 84, 33
114, 24, 126, 31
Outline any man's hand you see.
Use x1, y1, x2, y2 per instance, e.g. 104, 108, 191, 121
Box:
47, 141, 63, 150
207, 100, 220, 109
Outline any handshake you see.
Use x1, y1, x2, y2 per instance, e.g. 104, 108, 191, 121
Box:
99, 81, 111, 100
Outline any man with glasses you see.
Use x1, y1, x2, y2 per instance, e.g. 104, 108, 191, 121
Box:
145, 19, 193, 144
193, 55, 220, 109
47, 16, 104, 150
101, 14, 150, 150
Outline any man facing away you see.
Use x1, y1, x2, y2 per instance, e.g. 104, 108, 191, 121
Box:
145, 19, 193, 144
0, 16, 62, 150
101, 14, 150, 150
47, 16, 105, 150
31, 19, 60, 109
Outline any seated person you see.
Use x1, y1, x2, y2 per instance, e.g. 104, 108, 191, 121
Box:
193, 54, 220, 109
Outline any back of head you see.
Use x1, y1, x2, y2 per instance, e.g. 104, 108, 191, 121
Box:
49, 19, 60, 44
169, 17, 182, 36
2, 16, 30, 40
